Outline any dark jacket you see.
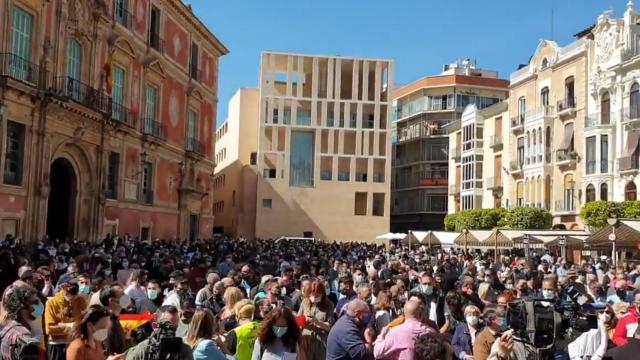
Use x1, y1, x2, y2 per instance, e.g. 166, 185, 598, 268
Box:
326, 315, 373, 360
452, 323, 481, 360
604, 338, 640, 360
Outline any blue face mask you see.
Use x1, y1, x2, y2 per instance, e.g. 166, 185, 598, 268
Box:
272, 326, 287, 338
32, 300, 44, 318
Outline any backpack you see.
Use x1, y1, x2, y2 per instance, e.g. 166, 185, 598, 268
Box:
0, 325, 40, 360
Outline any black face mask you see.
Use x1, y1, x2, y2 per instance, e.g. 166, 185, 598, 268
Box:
67, 284, 79, 296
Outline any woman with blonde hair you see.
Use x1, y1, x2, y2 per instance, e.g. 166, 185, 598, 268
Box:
185, 308, 226, 360
477, 282, 492, 306
298, 280, 334, 360
220, 286, 245, 332
225, 299, 260, 360
452, 304, 482, 360
373, 290, 392, 334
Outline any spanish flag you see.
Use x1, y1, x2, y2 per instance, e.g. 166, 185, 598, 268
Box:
119, 311, 155, 330
104, 50, 113, 95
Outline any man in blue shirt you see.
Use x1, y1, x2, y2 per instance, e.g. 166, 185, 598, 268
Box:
326, 299, 374, 360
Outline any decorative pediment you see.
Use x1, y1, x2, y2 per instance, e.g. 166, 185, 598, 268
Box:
529, 39, 560, 69
114, 38, 136, 58
187, 88, 204, 103
144, 59, 167, 79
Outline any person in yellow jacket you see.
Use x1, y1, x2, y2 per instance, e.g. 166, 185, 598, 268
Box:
225, 299, 260, 360
44, 277, 87, 360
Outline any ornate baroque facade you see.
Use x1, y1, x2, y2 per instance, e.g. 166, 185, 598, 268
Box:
0, 0, 227, 241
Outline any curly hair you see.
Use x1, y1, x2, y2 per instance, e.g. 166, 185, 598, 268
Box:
256, 306, 300, 352
413, 333, 447, 360
2, 286, 37, 321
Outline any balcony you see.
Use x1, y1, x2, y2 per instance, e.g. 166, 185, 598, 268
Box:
557, 97, 577, 118
486, 177, 503, 190
585, 160, 596, 175
51, 77, 111, 114
148, 33, 165, 53
462, 140, 484, 153
618, 156, 639, 174
110, 102, 136, 128
585, 113, 614, 130
489, 135, 503, 150
555, 149, 578, 166
509, 161, 523, 176
623, 107, 640, 128
449, 184, 460, 196
0, 52, 43, 87
186, 137, 205, 156
450, 147, 461, 162
510, 114, 524, 132
555, 199, 576, 214
141, 117, 166, 140
113, 7, 134, 29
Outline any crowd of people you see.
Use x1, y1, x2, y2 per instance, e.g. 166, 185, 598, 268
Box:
0, 233, 640, 360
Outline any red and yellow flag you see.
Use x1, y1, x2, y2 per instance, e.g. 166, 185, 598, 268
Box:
119, 311, 155, 330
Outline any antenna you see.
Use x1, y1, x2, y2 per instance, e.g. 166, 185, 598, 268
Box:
550, 0, 555, 40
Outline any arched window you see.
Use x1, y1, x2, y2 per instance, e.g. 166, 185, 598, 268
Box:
545, 126, 551, 163
516, 182, 524, 207
625, 181, 637, 201
66, 39, 82, 100
526, 131, 531, 164
601, 91, 610, 125
631, 82, 640, 120
563, 76, 575, 109
532, 129, 537, 163
518, 97, 526, 122
541, 58, 549, 69
541, 87, 550, 107
586, 184, 595, 203
600, 183, 608, 201
538, 127, 543, 162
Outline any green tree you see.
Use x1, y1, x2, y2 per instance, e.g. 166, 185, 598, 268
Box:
621, 201, 640, 218
579, 201, 622, 229
453, 208, 505, 231
444, 213, 457, 231
498, 207, 552, 230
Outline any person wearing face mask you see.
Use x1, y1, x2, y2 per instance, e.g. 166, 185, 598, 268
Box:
44, 277, 87, 360
298, 280, 335, 360
263, 279, 293, 309
162, 277, 192, 311
78, 273, 92, 298
218, 254, 235, 277
607, 279, 631, 305
335, 276, 356, 317
472, 308, 504, 360
225, 300, 259, 360
326, 299, 375, 360
0, 286, 43, 360
452, 305, 482, 360
66, 307, 124, 360
136, 279, 163, 313
540, 278, 558, 305
612, 300, 639, 346
252, 307, 301, 360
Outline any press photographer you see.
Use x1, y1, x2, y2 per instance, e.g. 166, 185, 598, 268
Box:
125, 305, 192, 360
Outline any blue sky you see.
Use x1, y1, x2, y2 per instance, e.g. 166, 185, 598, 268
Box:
184, 0, 631, 126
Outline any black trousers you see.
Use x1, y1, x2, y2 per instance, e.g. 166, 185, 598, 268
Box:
47, 343, 67, 360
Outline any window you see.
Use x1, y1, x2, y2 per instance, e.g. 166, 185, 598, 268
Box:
112, 65, 125, 120
517, 137, 524, 166
625, 181, 637, 201
187, 110, 198, 141
372, 193, 385, 216
601, 92, 610, 125
143, 85, 158, 134
540, 87, 549, 107
541, 58, 549, 69
354, 192, 367, 216
141, 161, 153, 204
149, 6, 161, 51
586, 136, 596, 174
3, 121, 25, 185
190, 42, 199, 80
114, 0, 130, 27
631, 83, 640, 120
263, 169, 276, 178
600, 183, 608, 201
601, 135, 609, 173
140, 226, 150, 241
262, 198, 272, 209
66, 38, 81, 80
563, 76, 575, 109
250, 152, 257, 165
289, 131, 314, 187
10, 6, 33, 82
517, 97, 526, 119
106, 152, 120, 199
545, 126, 551, 163
586, 184, 595, 203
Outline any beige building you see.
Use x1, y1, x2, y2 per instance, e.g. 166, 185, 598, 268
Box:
213, 88, 259, 238
254, 52, 393, 241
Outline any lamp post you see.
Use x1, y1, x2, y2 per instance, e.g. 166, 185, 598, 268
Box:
607, 218, 618, 266
559, 235, 567, 260
523, 234, 530, 259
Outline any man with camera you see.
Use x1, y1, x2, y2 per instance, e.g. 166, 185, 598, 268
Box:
125, 305, 193, 360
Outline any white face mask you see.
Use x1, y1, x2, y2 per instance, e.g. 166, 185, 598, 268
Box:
466, 315, 479, 326
119, 294, 131, 308
93, 328, 109, 342
542, 290, 555, 300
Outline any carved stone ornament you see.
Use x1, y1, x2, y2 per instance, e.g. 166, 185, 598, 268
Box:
67, 0, 91, 34
594, 16, 618, 64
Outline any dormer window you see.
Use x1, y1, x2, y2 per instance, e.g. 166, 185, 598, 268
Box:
541, 58, 549, 69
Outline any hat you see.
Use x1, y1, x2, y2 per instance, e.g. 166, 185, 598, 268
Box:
17, 266, 33, 278
57, 274, 78, 285
260, 275, 274, 286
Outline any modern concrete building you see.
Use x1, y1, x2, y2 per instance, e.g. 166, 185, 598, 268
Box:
254, 52, 393, 242
393, 61, 509, 231
0, 0, 227, 241
212, 88, 259, 238
586, 2, 640, 203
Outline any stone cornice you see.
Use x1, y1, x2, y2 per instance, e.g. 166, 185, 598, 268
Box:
166, 0, 229, 56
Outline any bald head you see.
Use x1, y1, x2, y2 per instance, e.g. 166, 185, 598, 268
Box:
404, 299, 424, 320
345, 299, 370, 317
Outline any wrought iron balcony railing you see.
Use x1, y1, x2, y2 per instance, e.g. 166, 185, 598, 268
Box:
141, 117, 166, 139
51, 76, 110, 113
0, 52, 43, 86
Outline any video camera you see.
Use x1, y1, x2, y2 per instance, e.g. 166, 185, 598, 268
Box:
142, 320, 183, 360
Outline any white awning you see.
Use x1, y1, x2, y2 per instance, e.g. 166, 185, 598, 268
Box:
559, 122, 574, 150
622, 131, 640, 157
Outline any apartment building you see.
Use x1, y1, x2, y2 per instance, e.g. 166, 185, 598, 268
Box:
0, 0, 227, 241
212, 88, 259, 238
392, 61, 509, 230
586, 3, 640, 203
254, 52, 393, 242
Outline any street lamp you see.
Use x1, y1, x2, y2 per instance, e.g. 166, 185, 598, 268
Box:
607, 218, 618, 266
523, 234, 530, 259
559, 235, 567, 260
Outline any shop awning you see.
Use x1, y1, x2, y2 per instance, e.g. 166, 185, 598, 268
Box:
559, 123, 574, 150
622, 131, 640, 158
585, 220, 640, 248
